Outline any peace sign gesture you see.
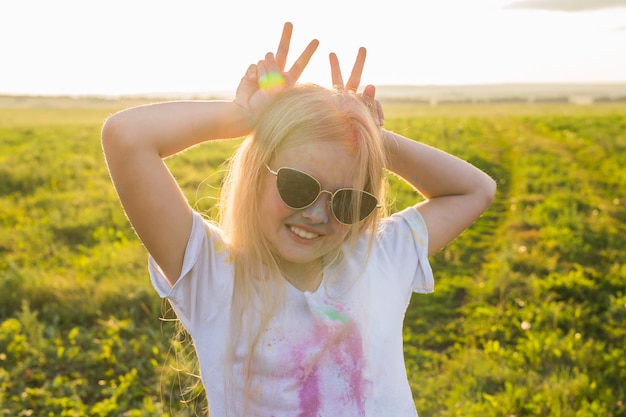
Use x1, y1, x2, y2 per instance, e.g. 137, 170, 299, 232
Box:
234, 22, 319, 124
329, 47, 385, 126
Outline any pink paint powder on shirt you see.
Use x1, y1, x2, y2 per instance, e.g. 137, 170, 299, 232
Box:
298, 364, 321, 417
292, 303, 369, 416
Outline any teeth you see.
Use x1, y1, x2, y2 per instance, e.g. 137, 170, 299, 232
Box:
290, 226, 319, 239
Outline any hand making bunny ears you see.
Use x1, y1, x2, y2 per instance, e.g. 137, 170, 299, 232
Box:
260, 22, 320, 89
329, 48, 385, 126
235, 22, 319, 121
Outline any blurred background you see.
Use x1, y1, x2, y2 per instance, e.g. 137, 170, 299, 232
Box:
1, 0, 625, 99
1, 1, 625, 416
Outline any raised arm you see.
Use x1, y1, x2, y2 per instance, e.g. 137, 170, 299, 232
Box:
382, 130, 496, 255
329, 50, 496, 256
102, 22, 318, 284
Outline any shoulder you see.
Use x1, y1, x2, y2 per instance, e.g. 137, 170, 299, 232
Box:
378, 207, 429, 247
344, 207, 429, 259
150, 211, 233, 294
363, 207, 434, 294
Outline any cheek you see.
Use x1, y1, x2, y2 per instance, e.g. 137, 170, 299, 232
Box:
330, 223, 350, 243
260, 177, 293, 222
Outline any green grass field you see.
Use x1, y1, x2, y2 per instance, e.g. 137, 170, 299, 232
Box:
1, 99, 625, 416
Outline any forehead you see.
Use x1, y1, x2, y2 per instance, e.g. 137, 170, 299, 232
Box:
272, 141, 361, 188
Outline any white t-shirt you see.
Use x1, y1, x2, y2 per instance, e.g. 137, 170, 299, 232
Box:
150, 207, 434, 417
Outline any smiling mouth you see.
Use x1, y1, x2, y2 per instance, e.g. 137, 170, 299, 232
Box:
289, 225, 320, 240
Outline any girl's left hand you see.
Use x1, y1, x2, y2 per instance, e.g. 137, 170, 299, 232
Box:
234, 22, 319, 126
329, 47, 385, 126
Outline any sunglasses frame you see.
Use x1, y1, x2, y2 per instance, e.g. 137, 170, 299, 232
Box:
266, 165, 381, 225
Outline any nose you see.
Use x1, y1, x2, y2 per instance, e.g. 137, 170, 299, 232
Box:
300, 191, 332, 224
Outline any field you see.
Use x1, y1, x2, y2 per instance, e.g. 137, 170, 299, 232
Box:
1, 98, 625, 416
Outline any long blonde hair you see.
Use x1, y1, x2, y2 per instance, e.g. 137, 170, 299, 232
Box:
217, 84, 387, 414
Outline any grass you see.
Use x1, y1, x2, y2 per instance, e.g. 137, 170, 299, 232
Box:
1, 99, 625, 416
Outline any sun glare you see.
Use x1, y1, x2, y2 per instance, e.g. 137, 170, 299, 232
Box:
0, 0, 625, 96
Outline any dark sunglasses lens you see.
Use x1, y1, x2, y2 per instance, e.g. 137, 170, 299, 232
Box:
276, 168, 320, 209
333, 190, 378, 224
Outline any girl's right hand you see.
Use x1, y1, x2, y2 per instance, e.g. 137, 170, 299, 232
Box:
234, 22, 319, 128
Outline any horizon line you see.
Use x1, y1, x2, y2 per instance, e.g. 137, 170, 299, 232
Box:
3, 81, 626, 100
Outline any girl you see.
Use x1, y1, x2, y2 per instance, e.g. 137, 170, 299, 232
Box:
102, 23, 495, 417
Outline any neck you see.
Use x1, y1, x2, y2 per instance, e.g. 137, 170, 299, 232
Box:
279, 260, 323, 292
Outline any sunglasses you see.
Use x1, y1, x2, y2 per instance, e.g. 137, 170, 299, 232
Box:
266, 165, 380, 225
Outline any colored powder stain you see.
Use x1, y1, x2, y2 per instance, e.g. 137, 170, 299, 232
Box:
319, 306, 348, 324
297, 366, 321, 417
293, 305, 369, 415
343, 323, 368, 415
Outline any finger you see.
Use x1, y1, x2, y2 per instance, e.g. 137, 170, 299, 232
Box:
256, 59, 269, 78
345, 47, 367, 92
256, 59, 271, 86
275, 22, 293, 71
361, 84, 376, 113
263, 52, 280, 73
285, 39, 319, 84
234, 63, 259, 101
329, 52, 344, 90
363, 85, 384, 126
258, 54, 287, 91
246, 63, 258, 82
362, 84, 376, 101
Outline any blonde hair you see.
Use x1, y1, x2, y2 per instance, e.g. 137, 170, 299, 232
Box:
217, 84, 388, 414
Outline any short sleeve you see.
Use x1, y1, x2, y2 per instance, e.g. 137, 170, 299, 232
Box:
378, 207, 434, 294
148, 211, 234, 334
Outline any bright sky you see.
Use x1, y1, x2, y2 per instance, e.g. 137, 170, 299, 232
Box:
1, 0, 625, 96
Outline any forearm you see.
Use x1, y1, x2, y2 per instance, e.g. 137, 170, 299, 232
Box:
382, 129, 495, 201
103, 100, 251, 159
382, 129, 496, 254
